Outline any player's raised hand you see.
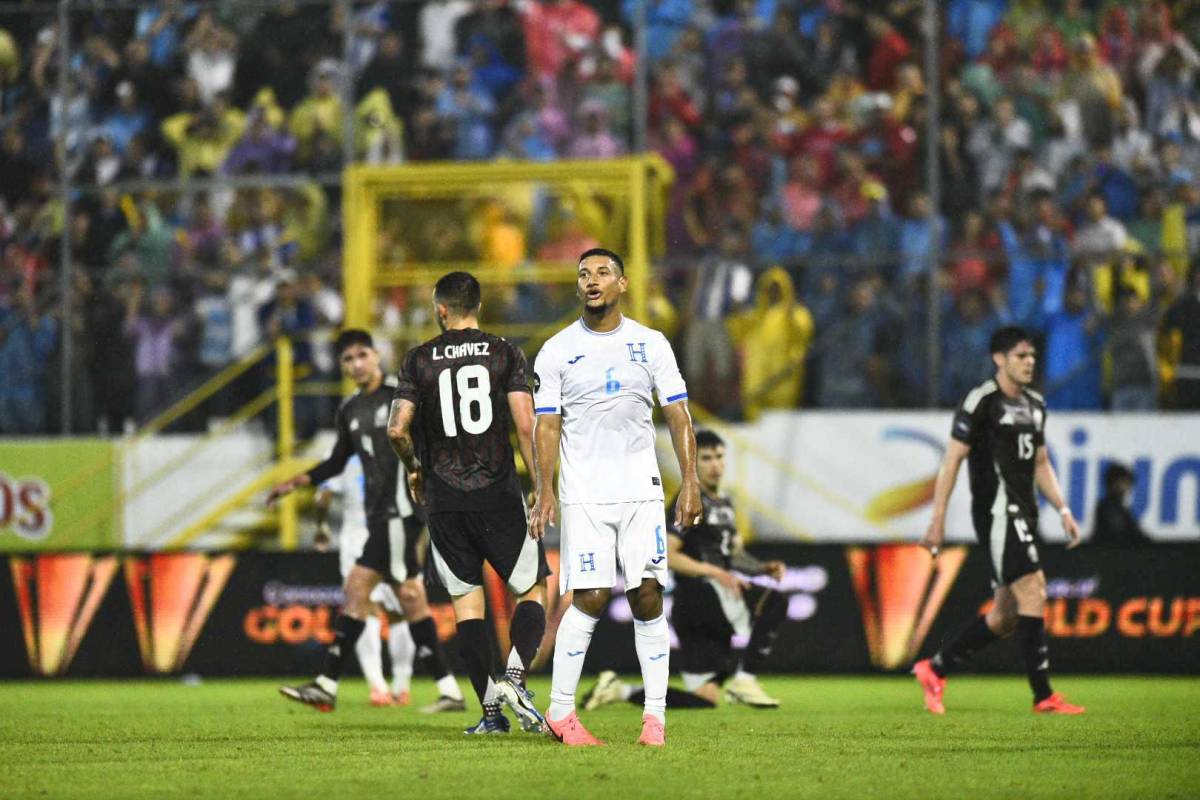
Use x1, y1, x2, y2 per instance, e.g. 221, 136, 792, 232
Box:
675, 479, 702, 529
407, 467, 425, 506
529, 491, 556, 541
1061, 508, 1082, 549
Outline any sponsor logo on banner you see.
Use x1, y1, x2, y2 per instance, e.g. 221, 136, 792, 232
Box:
710, 413, 1200, 542
0, 475, 54, 541
125, 554, 235, 674
9, 554, 118, 675
845, 543, 967, 670
979, 578, 1200, 640
243, 581, 341, 646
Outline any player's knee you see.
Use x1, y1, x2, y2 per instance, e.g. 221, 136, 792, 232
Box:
572, 588, 609, 617
986, 605, 1018, 637
629, 580, 664, 621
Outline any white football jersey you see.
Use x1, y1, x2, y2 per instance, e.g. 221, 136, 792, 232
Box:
533, 316, 687, 505
320, 455, 368, 538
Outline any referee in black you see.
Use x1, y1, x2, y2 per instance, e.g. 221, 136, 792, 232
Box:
913, 326, 1085, 715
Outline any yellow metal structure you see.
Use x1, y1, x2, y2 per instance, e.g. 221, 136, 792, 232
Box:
342, 156, 674, 343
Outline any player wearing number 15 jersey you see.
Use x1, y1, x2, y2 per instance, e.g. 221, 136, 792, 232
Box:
388, 271, 551, 736
914, 326, 1085, 716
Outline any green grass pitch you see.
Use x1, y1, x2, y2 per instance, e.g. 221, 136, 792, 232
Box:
1, 676, 1197, 799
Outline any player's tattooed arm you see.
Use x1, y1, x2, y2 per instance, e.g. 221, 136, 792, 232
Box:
386, 399, 424, 503
922, 438, 971, 558
662, 401, 701, 529
1034, 445, 1082, 548
529, 413, 561, 541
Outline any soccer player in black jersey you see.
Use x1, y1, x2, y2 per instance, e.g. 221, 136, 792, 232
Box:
582, 429, 789, 711
268, 329, 464, 713
387, 271, 551, 735
913, 326, 1085, 715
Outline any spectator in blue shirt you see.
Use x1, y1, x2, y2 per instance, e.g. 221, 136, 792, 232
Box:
0, 285, 58, 434
1043, 279, 1104, 410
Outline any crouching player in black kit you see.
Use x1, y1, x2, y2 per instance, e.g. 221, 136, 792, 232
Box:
583, 429, 788, 711
387, 272, 551, 735
914, 326, 1085, 715
269, 329, 464, 713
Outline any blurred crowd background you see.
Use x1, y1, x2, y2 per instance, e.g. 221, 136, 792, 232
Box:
2, 0, 1200, 437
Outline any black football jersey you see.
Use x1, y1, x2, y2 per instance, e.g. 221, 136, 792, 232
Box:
951, 379, 1047, 519
667, 490, 739, 575
394, 328, 530, 513
306, 376, 410, 523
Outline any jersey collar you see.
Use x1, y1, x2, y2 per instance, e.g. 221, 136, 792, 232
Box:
577, 315, 625, 336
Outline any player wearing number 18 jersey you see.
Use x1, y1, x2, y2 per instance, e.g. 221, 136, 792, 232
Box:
388, 271, 550, 735
914, 326, 1085, 716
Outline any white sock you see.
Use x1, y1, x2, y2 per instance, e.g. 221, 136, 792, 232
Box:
734, 669, 755, 681
389, 621, 414, 694
548, 605, 598, 721
634, 614, 669, 725
436, 674, 463, 700
315, 675, 338, 695
356, 615, 389, 693
483, 677, 499, 705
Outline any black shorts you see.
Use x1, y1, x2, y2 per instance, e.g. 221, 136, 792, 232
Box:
973, 507, 1042, 586
357, 515, 422, 584
425, 506, 550, 596
672, 579, 773, 676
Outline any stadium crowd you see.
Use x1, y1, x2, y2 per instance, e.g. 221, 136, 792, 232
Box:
1, 0, 1199, 435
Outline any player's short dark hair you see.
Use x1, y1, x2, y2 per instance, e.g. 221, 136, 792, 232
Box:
578, 247, 625, 274
989, 326, 1033, 355
434, 271, 482, 315
335, 328, 374, 356
696, 429, 725, 451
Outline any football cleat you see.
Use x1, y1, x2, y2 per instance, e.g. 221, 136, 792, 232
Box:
464, 713, 511, 735
420, 695, 467, 714
369, 688, 394, 707
582, 670, 628, 711
279, 681, 336, 712
912, 658, 946, 715
546, 710, 603, 746
494, 675, 548, 733
637, 714, 665, 747
724, 675, 781, 708
392, 690, 411, 707
1033, 693, 1086, 715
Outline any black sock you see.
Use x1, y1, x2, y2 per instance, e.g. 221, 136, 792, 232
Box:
743, 590, 788, 674
507, 600, 546, 682
456, 618, 496, 706
409, 616, 451, 681
320, 614, 366, 683
931, 615, 998, 677
1017, 615, 1054, 702
629, 687, 717, 710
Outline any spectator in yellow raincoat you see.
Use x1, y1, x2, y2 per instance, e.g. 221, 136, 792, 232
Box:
727, 266, 814, 420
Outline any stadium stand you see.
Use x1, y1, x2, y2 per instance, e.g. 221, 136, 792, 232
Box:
1, 0, 1198, 435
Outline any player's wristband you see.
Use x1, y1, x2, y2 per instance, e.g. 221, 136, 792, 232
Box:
1058, 507, 1073, 517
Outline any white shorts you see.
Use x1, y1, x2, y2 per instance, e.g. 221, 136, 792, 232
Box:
559, 500, 669, 594
339, 522, 403, 616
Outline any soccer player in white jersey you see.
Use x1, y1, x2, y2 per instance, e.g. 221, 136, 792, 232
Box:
530, 247, 702, 747
314, 455, 416, 707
